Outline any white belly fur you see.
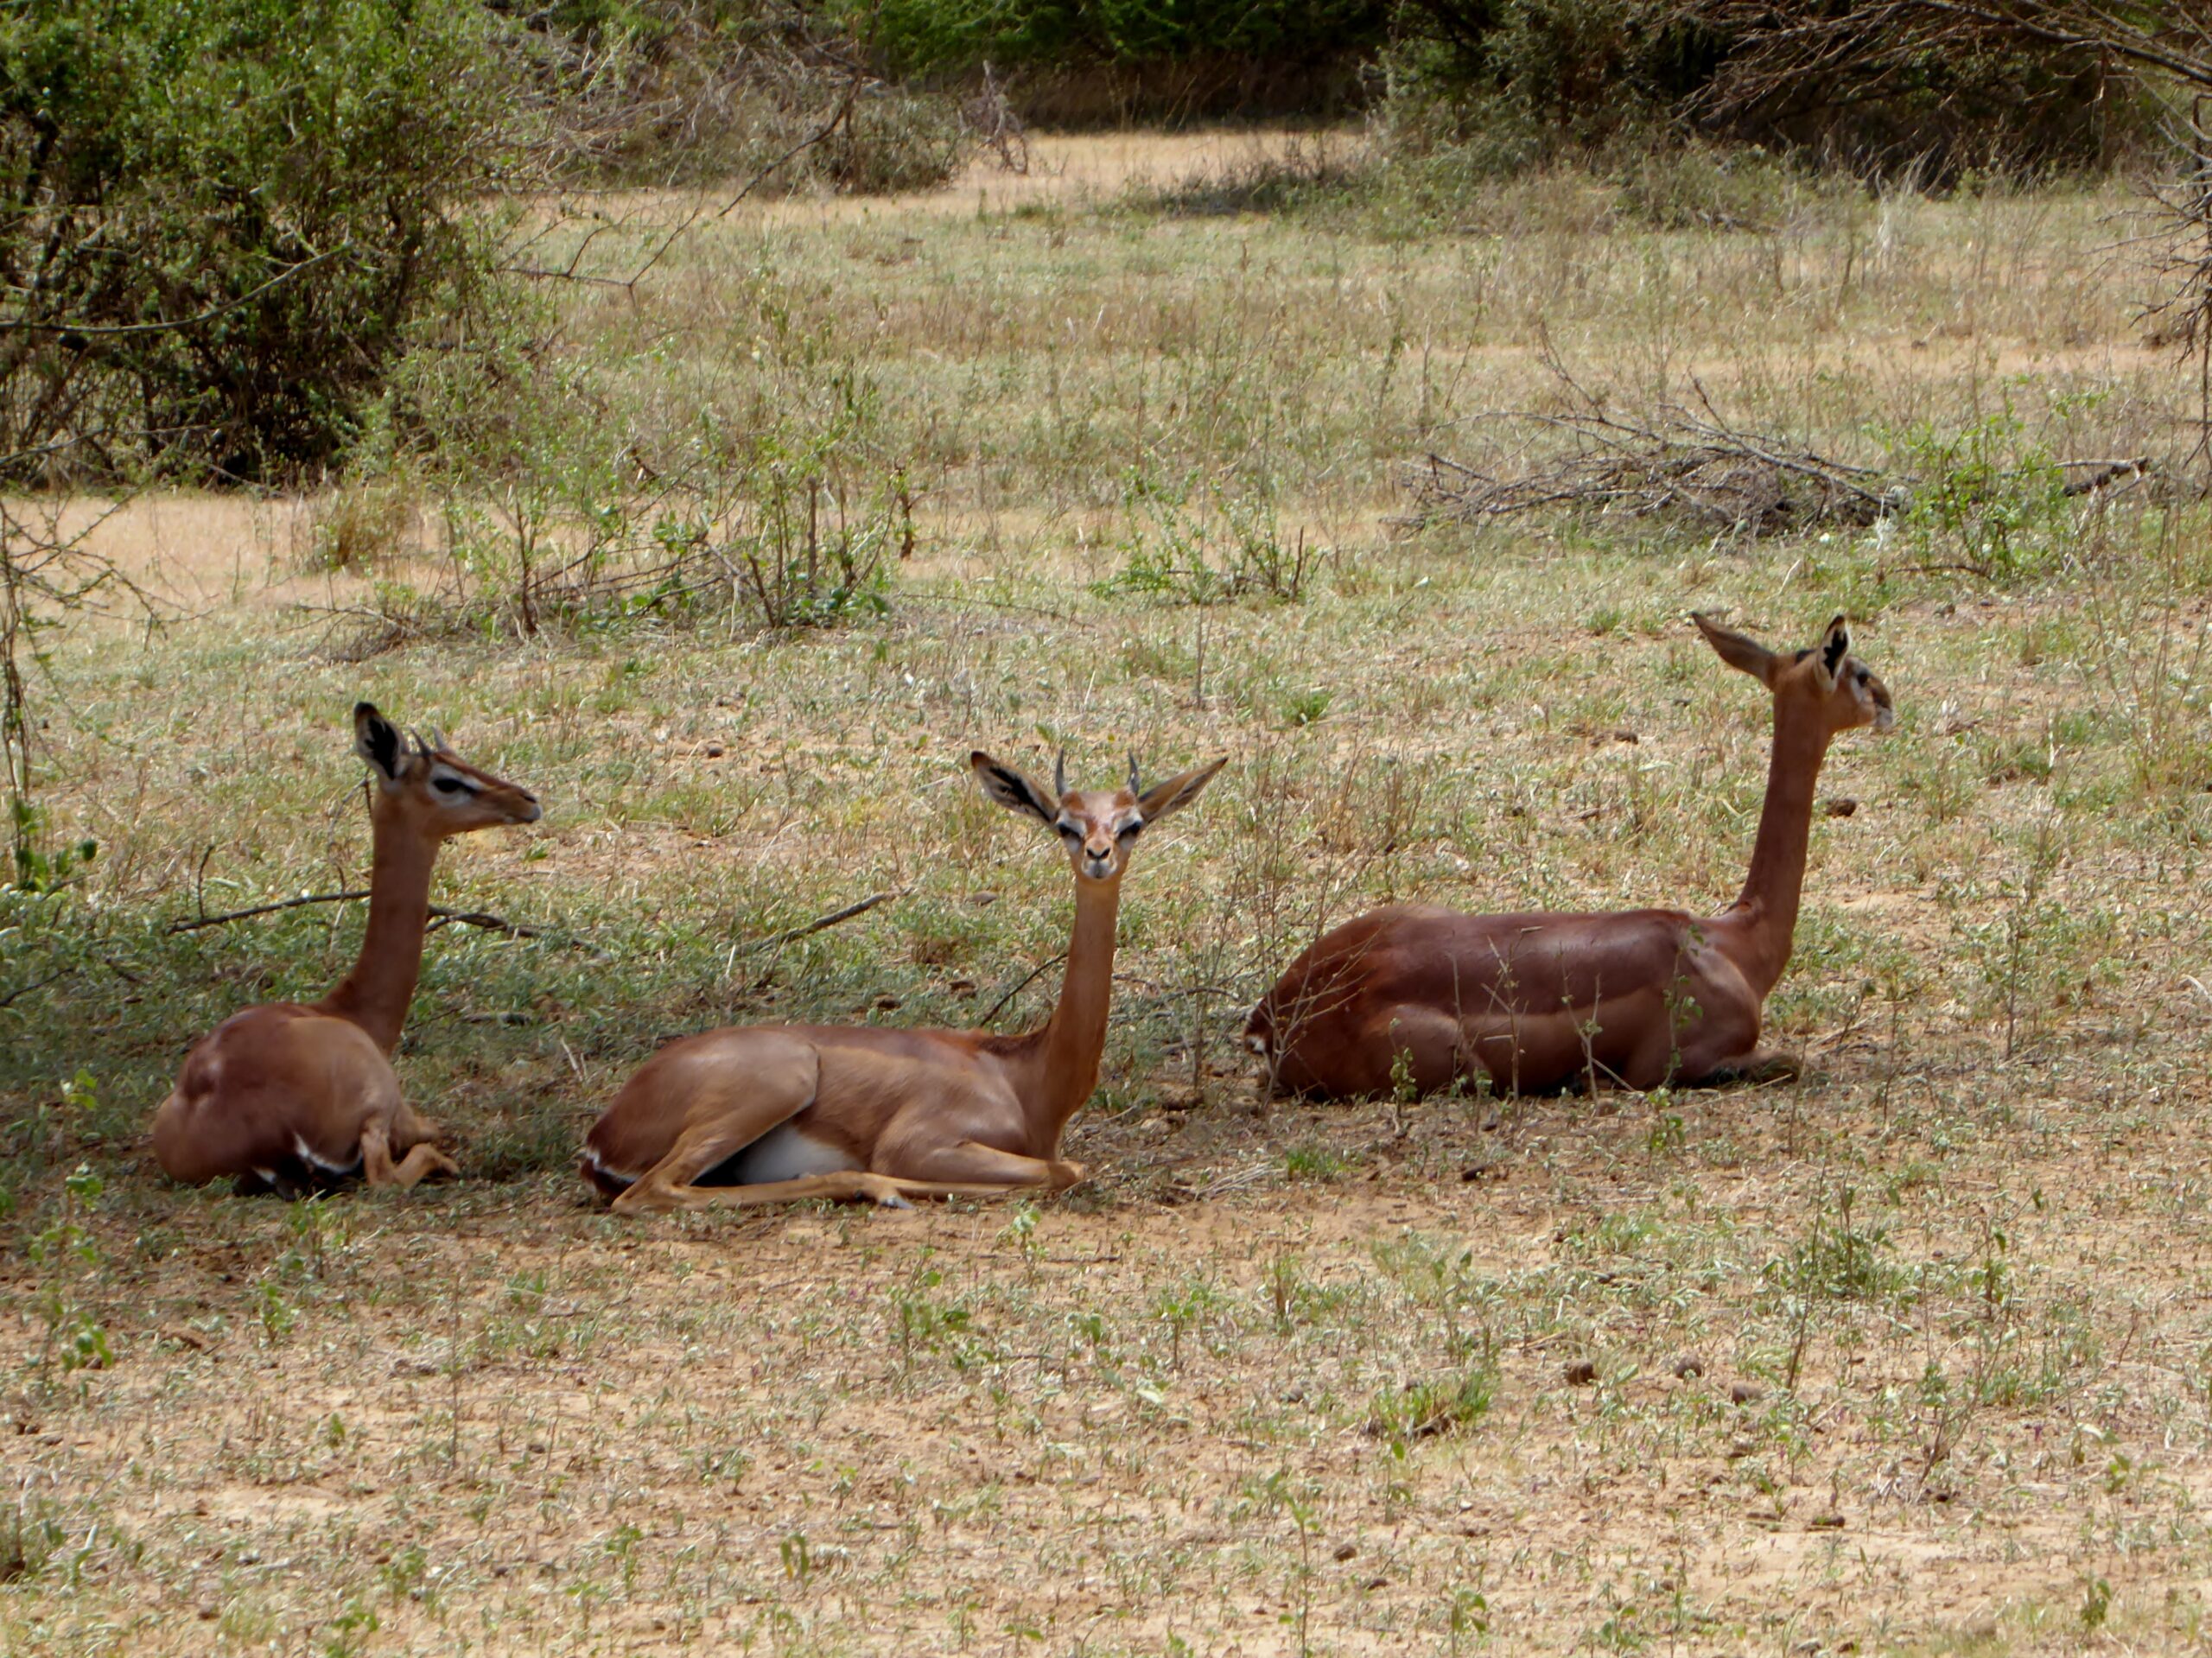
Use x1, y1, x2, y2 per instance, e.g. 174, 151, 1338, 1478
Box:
728, 1123, 860, 1185
295, 1133, 363, 1177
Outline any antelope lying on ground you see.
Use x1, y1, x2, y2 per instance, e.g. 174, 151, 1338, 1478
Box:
150, 704, 541, 1193
582, 750, 1226, 1213
1247, 614, 1893, 1098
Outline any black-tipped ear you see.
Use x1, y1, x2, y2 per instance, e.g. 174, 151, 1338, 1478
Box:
970, 751, 1057, 825
1136, 756, 1228, 823
1693, 612, 1779, 686
353, 702, 404, 785
1817, 614, 1851, 684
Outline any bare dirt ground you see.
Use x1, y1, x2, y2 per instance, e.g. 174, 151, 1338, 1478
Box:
6, 133, 2212, 1655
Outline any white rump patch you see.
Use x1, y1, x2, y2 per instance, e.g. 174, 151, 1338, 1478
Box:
728, 1124, 859, 1185
295, 1134, 363, 1176
582, 1145, 635, 1181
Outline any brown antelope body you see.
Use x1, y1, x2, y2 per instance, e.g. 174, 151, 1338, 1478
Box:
582, 751, 1225, 1214
149, 705, 541, 1193
1248, 615, 1894, 1098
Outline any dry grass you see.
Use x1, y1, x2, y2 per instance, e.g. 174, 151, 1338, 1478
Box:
5, 133, 2212, 1655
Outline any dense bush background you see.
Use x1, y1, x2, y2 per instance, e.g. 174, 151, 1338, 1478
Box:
852, 0, 1395, 122
1384, 1, 2141, 178
0, 0, 2178, 487
0, 0, 518, 485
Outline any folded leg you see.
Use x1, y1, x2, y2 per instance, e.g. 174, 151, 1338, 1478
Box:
609, 1040, 829, 1215
888, 1140, 1086, 1196
361, 1121, 460, 1189
626, 1166, 921, 1212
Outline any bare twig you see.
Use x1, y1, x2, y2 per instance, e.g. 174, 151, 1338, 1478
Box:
981, 950, 1069, 1027
714, 84, 855, 220
424, 908, 555, 940
0, 968, 71, 1008
168, 889, 556, 942
734, 889, 904, 956
168, 889, 369, 933
0, 244, 354, 338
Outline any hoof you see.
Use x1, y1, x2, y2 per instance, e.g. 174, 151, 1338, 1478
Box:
862, 1177, 914, 1210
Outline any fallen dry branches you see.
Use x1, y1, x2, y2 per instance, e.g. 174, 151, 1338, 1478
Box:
1404, 353, 2157, 538
1408, 370, 1895, 537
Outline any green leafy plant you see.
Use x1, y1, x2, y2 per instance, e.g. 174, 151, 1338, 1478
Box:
28, 1159, 109, 1373
1887, 403, 2068, 581
1094, 469, 1322, 606
1366, 1368, 1498, 1457
8, 802, 96, 895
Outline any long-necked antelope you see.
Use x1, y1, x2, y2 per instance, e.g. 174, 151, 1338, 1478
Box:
581, 750, 1227, 1213
1248, 614, 1894, 1098
150, 704, 542, 1193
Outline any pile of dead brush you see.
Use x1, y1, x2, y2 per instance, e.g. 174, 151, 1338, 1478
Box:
1408, 389, 1897, 537
1405, 373, 2152, 540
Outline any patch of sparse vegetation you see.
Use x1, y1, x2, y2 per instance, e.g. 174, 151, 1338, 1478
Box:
1365, 1367, 1497, 1454
3, 128, 2211, 1658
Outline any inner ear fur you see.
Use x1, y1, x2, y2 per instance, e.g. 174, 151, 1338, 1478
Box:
969, 751, 1057, 824
353, 702, 406, 785
1136, 756, 1228, 823
1815, 614, 1851, 686
1691, 612, 1779, 686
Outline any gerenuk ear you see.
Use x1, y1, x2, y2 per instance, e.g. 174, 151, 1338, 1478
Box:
969, 751, 1058, 825
1692, 612, 1779, 687
1136, 755, 1228, 823
353, 702, 406, 788
1815, 614, 1851, 689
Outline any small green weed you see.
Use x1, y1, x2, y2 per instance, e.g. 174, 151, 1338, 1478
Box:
1366, 1369, 1498, 1457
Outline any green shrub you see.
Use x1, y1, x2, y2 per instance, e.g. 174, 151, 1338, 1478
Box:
1383, 0, 1713, 156
849, 0, 1394, 123
1365, 1367, 1497, 1455
0, 0, 523, 484
1385, 0, 2152, 183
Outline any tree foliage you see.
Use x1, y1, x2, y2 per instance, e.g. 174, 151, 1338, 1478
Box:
0, 0, 520, 485
1387, 0, 2142, 175
850, 0, 1396, 121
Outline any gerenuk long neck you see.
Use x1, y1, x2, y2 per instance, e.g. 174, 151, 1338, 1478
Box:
1018, 873, 1123, 1148
315, 801, 436, 1055
1722, 697, 1834, 1000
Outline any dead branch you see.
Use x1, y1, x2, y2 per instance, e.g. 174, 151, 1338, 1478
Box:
0, 244, 355, 338
423, 907, 553, 940
2061, 455, 2155, 495
168, 889, 556, 942
0, 968, 71, 1008
734, 889, 904, 956
1405, 403, 1894, 536
168, 889, 369, 933
980, 950, 1070, 1027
